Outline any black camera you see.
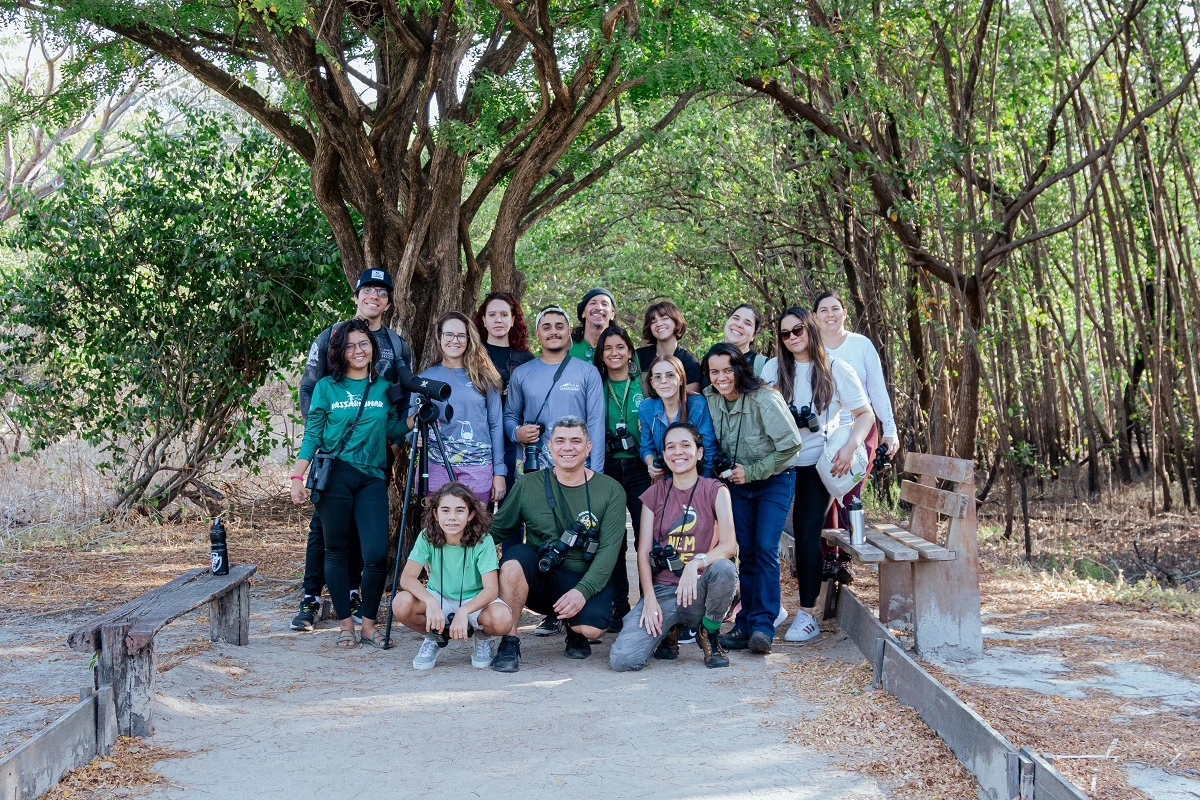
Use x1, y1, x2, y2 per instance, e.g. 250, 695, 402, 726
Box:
607, 422, 638, 456
522, 422, 545, 473
873, 442, 892, 472
713, 449, 735, 479
652, 455, 669, 474
650, 542, 686, 576
436, 611, 475, 648
789, 403, 820, 433
537, 520, 586, 572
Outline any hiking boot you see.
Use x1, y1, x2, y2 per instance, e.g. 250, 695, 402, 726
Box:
836, 554, 855, 585
533, 615, 561, 636
718, 628, 749, 650
472, 637, 497, 669
697, 626, 730, 668
678, 626, 697, 644
748, 630, 773, 654
413, 636, 440, 670
564, 629, 592, 659
290, 596, 320, 632
653, 625, 680, 660
821, 554, 839, 581
492, 635, 521, 673
350, 591, 363, 625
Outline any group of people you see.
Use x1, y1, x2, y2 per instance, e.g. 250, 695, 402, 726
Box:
288, 272, 898, 673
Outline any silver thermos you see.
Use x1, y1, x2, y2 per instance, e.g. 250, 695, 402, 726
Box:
848, 497, 865, 546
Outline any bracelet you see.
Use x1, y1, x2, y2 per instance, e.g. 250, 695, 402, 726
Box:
289, 475, 304, 481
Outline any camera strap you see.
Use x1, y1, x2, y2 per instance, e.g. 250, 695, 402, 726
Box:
657, 477, 701, 542
531, 356, 572, 428
543, 468, 591, 535
325, 374, 373, 459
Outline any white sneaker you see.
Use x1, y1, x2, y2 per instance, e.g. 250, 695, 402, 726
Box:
775, 607, 788, 628
784, 610, 820, 642
472, 636, 496, 669
413, 636, 441, 670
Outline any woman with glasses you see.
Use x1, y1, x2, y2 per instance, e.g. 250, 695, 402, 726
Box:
638, 354, 717, 479
472, 292, 535, 497
290, 318, 410, 649
416, 311, 507, 503
593, 325, 650, 627
703, 343, 802, 655
762, 307, 874, 642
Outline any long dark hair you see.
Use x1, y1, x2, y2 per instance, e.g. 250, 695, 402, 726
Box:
592, 325, 638, 381
702, 343, 765, 395
421, 482, 491, 548
327, 317, 379, 382
473, 292, 529, 352
776, 306, 833, 413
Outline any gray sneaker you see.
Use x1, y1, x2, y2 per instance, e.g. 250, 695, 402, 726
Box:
413, 636, 441, 670
533, 615, 561, 636
472, 637, 497, 669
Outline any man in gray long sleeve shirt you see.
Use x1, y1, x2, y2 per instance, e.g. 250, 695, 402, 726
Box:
504, 306, 607, 474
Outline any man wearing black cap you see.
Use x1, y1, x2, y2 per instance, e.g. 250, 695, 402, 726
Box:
569, 287, 617, 362
290, 267, 416, 632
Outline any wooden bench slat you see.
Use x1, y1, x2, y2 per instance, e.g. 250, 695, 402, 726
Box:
68, 568, 208, 652
899, 480, 968, 519
903, 452, 975, 484
822, 528, 885, 562
870, 522, 956, 561
124, 565, 256, 653
864, 530, 920, 561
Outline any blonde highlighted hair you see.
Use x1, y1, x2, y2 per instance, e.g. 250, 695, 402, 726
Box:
433, 311, 502, 394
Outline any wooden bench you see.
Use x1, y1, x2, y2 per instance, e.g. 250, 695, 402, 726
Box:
823, 452, 982, 659
68, 565, 257, 736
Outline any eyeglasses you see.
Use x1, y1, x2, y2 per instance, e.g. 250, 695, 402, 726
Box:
441, 332, 468, 342
359, 286, 389, 298
344, 341, 373, 353
650, 372, 680, 383
780, 325, 807, 341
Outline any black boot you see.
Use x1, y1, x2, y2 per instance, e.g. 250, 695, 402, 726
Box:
653, 625, 680, 660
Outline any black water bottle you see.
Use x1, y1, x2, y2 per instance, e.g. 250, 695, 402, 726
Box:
209, 517, 229, 575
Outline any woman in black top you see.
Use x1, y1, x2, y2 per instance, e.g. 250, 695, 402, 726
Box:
474, 292, 535, 497
634, 299, 702, 393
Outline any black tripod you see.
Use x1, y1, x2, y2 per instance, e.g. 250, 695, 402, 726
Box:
382, 396, 456, 650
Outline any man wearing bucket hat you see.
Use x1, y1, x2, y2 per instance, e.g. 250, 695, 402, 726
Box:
569, 287, 617, 362
290, 267, 417, 632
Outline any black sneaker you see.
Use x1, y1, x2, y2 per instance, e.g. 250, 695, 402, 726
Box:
718, 629, 749, 650
748, 630, 773, 654
697, 626, 729, 668
836, 554, 855, 585
821, 554, 838, 581
492, 635, 521, 673
290, 596, 320, 631
678, 626, 697, 644
350, 591, 363, 625
653, 625, 680, 660
533, 615, 561, 636
564, 629, 592, 659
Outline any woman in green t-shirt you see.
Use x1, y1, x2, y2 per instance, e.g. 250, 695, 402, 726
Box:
592, 325, 649, 629
391, 482, 512, 670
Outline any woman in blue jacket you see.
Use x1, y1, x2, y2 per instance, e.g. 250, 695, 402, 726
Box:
639, 354, 717, 479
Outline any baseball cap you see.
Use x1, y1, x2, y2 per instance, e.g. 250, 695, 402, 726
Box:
355, 268, 393, 292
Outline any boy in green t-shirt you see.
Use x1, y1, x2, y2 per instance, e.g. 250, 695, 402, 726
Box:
391, 483, 512, 669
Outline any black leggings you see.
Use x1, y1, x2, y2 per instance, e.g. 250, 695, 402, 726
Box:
793, 464, 832, 608
314, 459, 390, 622
604, 456, 652, 616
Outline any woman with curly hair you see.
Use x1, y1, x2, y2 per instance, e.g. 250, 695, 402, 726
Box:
390, 482, 512, 670
473, 292, 535, 496
290, 317, 410, 650
417, 311, 507, 503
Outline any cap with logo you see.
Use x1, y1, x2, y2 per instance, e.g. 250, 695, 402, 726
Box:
355, 269, 393, 292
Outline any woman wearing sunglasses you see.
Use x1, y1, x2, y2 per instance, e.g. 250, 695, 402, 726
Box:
762, 307, 874, 642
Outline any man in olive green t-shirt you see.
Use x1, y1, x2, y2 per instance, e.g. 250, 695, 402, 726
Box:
488, 415, 627, 672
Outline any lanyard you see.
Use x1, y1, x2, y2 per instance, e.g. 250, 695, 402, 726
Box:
606, 378, 634, 428
437, 542, 470, 606
657, 478, 701, 540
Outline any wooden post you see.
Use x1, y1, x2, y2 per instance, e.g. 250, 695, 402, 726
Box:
210, 581, 250, 645
98, 624, 156, 737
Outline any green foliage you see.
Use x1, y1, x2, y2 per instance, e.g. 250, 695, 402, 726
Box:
0, 110, 344, 512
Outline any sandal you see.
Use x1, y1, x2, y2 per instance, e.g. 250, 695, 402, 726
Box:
336, 629, 359, 648
360, 628, 386, 649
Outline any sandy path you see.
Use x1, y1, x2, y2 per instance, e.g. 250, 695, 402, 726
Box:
140, 603, 887, 800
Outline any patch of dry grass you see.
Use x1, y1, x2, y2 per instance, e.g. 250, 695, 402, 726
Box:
45, 737, 188, 799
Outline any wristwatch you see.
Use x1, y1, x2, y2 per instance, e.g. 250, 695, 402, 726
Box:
694, 553, 708, 566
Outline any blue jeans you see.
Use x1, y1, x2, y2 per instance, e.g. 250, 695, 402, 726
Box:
729, 468, 796, 638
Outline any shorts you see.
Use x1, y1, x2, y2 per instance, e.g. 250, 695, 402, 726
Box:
499, 543, 615, 630
426, 589, 508, 629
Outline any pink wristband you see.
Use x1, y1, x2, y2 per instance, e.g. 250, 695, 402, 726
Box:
289, 475, 304, 481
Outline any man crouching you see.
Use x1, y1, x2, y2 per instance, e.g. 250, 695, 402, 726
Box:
489, 416, 627, 672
